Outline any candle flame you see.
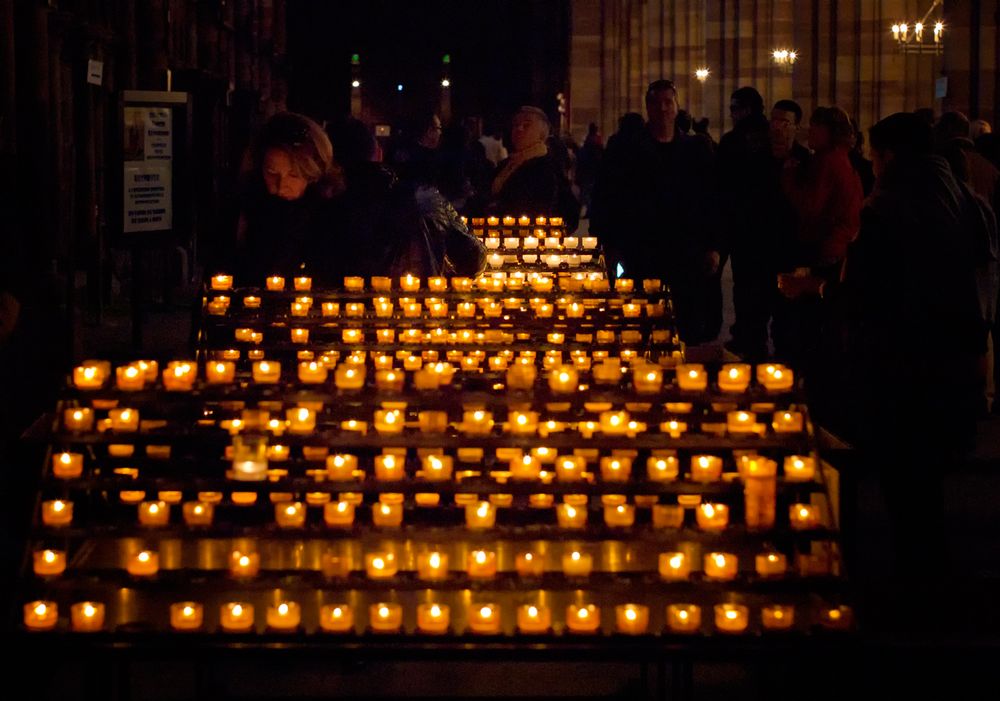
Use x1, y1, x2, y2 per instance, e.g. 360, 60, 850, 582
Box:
528, 606, 538, 617
625, 608, 637, 621
148, 504, 159, 514
578, 608, 589, 619
53, 501, 65, 512
571, 551, 581, 561
713, 554, 726, 567
678, 610, 688, 621
194, 505, 204, 515
337, 501, 348, 513
183, 605, 194, 616
332, 607, 342, 618
44, 550, 56, 563
725, 609, 738, 620
430, 604, 441, 617
60, 453, 72, 464
670, 554, 683, 568
138, 551, 150, 562
239, 555, 250, 567
829, 609, 842, 620
474, 551, 487, 564
232, 604, 243, 616
286, 505, 297, 516
477, 503, 489, 517
378, 606, 390, 618
35, 603, 47, 616
429, 552, 441, 568
479, 606, 492, 618
278, 603, 289, 615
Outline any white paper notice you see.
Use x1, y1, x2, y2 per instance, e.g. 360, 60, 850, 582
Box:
123, 107, 173, 232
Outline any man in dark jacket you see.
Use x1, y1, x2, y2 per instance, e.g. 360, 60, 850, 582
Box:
485, 106, 579, 230
714, 88, 778, 359
590, 80, 715, 343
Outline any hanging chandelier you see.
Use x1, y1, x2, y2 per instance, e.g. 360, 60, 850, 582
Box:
891, 0, 944, 54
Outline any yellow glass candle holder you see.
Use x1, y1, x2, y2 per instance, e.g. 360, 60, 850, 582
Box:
266, 601, 301, 631
374, 453, 406, 481
714, 604, 749, 633
109, 408, 140, 432
465, 501, 497, 529
468, 604, 501, 634
467, 549, 497, 579
717, 363, 751, 392
696, 503, 729, 531
116, 363, 146, 390
784, 455, 817, 482
417, 551, 448, 581
61, 408, 92, 431
773, 410, 804, 433
171, 602, 204, 630
615, 604, 649, 635
755, 552, 788, 577
562, 550, 593, 577
667, 604, 701, 633
230, 551, 260, 578
52, 452, 83, 479
690, 455, 723, 482
374, 409, 404, 434
33, 549, 67, 576
334, 364, 366, 390
365, 552, 398, 579
370, 603, 403, 633
320, 604, 354, 633
676, 364, 707, 391
762, 605, 795, 630
372, 501, 403, 528
221, 602, 255, 632
517, 605, 551, 634
556, 503, 587, 529
138, 500, 169, 527
515, 551, 545, 578
163, 361, 196, 391
24, 601, 58, 630
417, 603, 450, 634
704, 552, 738, 580
789, 503, 821, 530
566, 604, 600, 634
604, 503, 635, 527
275, 502, 306, 528
599, 456, 631, 482
42, 499, 73, 527
182, 501, 214, 526
127, 549, 159, 577
759, 363, 794, 391
326, 453, 358, 480
252, 360, 282, 384
647, 455, 679, 481
658, 551, 690, 580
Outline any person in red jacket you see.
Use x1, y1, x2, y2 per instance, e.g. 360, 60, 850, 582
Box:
773, 106, 863, 391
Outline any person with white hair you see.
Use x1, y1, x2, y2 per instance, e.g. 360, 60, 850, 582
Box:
485, 106, 576, 225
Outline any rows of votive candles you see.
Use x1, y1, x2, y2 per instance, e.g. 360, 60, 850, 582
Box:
209, 274, 656, 296
22, 597, 853, 634
58, 404, 804, 437
210, 295, 666, 323
30, 540, 822, 582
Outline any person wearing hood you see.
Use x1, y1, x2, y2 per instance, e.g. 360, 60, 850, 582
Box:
779, 112, 997, 594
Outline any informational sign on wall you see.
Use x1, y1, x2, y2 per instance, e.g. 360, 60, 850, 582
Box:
123, 107, 173, 232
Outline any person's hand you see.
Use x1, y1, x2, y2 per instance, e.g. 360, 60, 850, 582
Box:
0, 291, 21, 343
777, 273, 824, 300
705, 250, 721, 275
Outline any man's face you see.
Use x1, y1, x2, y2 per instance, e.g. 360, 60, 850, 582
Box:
769, 108, 798, 154
511, 112, 547, 152
730, 100, 751, 127
646, 88, 678, 127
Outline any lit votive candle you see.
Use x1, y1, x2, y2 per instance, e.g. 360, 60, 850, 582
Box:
510, 454, 541, 481
319, 604, 353, 633
373, 453, 405, 482
667, 604, 701, 633
762, 605, 795, 631
242, 295, 261, 310
773, 411, 804, 433
604, 503, 636, 528
469, 604, 501, 634
417, 551, 448, 581
704, 552, 738, 580
515, 551, 545, 578
756, 552, 788, 577
375, 369, 405, 392
374, 409, 404, 434
370, 603, 403, 633
718, 364, 751, 392
116, 363, 146, 391
276, 502, 306, 528
400, 274, 421, 292
73, 363, 108, 389
599, 456, 631, 482
466, 501, 497, 529
548, 365, 579, 394
615, 604, 649, 635
566, 604, 601, 633
320, 499, 353, 527
42, 499, 73, 527
33, 549, 66, 576
287, 407, 316, 434
109, 408, 140, 432
265, 275, 285, 291
789, 503, 821, 530
341, 419, 368, 435
138, 500, 169, 527
221, 602, 255, 632
68, 601, 104, 632
696, 503, 729, 530
24, 601, 58, 630
417, 603, 450, 634
292, 275, 312, 291
562, 550, 593, 577
759, 364, 794, 391
509, 410, 539, 435
297, 361, 328, 384
467, 549, 497, 579
372, 501, 403, 528
599, 411, 629, 437
727, 411, 759, 435
326, 454, 358, 480
290, 327, 309, 344
127, 549, 159, 577
557, 503, 587, 529
555, 455, 585, 481
517, 605, 551, 634
647, 455, 679, 481
230, 551, 260, 578
715, 604, 749, 634
206, 360, 236, 384
691, 455, 723, 482
633, 366, 663, 394
182, 501, 214, 526
252, 360, 281, 384
818, 606, 853, 630
676, 364, 707, 391
658, 552, 690, 581
334, 364, 366, 390
211, 273, 233, 290
784, 455, 817, 482
266, 601, 301, 631
170, 602, 204, 630
418, 454, 452, 481
52, 452, 83, 479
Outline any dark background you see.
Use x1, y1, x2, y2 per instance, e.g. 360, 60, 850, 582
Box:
286, 0, 570, 128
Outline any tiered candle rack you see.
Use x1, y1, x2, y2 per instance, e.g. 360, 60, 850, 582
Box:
465, 215, 605, 274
